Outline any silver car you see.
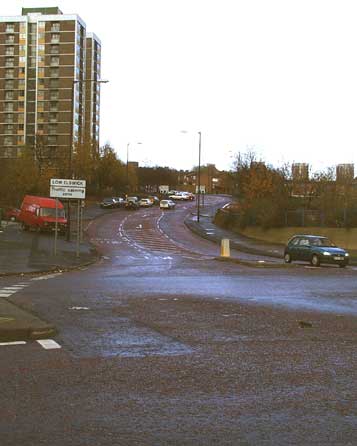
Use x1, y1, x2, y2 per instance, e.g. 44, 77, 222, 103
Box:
160, 199, 176, 209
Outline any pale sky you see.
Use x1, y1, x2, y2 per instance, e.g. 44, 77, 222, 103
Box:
5, 0, 357, 172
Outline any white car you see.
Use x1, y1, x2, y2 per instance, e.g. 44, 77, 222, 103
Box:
112, 197, 125, 207
126, 196, 139, 203
160, 199, 176, 209
138, 198, 153, 207
168, 192, 186, 200
180, 192, 195, 201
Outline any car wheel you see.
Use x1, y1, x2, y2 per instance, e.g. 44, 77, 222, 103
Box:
311, 254, 320, 267
284, 253, 292, 263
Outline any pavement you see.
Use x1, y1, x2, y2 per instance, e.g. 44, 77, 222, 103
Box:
184, 201, 357, 266
0, 206, 101, 341
0, 198, 355, 341
185, 210, 283, 257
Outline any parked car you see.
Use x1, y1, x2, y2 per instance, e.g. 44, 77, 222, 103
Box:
160, 199, 176, 210
125, 201, 140, 210
148, 196, 160, 205
138, 198, 153, 207
100, 198, 116, 209
169, 192, 186, 201
4, 207, 21, 221
112, 197, 125, 208
284, 234, 349, 267
18, 195, 67, 233
126, 196, 139, 204
181, 192, 195, 201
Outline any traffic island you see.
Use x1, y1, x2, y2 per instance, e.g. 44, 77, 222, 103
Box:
0, 299, 56, 342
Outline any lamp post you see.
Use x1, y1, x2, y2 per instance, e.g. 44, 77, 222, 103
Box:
126, 141, 142, 194
197, 131, 202, 222
126, 142, 130, 193
66, 78, 108, 241
181, 130, 202, 222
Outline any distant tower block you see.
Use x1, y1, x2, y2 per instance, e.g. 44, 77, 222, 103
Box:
336, 164, 354, 182
292, 163, 309, 181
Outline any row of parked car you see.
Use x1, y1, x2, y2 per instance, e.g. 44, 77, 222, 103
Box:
100, 192, 195, 211
100, 195, 160, 210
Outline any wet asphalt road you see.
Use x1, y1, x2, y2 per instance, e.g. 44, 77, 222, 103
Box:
1, 196, 357, 445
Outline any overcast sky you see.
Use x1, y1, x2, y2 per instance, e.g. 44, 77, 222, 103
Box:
5, 0, 357, 172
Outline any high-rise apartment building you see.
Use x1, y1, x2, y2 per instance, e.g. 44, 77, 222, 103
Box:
85, 33, 101, 146
0, 7, 102, 161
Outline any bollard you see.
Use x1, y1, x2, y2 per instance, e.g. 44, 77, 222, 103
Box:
220, 238, 230, 257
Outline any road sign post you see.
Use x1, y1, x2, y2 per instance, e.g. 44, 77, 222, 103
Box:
54, 199, 58, 255
50, 179, 86, 254
76, 200, 81, 258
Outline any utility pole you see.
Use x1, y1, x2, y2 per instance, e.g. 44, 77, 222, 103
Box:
197, 131, 201, 222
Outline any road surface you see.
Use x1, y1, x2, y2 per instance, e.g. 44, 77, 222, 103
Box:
1, 195, 357, 445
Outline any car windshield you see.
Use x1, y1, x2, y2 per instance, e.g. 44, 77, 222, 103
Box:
40, 207, 65, 218
309, 237, 335, 247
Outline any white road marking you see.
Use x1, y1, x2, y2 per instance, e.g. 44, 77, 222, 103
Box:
0, 341, 27, 346
69, 306, 90, 310
1, 287, 25, 291
37, 339, 61, 350
31, 273, 62, 281
0, 293, 14, 297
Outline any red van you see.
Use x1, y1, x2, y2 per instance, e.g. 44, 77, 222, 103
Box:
19, 195, 67, 233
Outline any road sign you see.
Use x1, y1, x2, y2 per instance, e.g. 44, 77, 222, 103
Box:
195, 185, 206, 193
159, 185, 169, 194
50, 178, 86, 187
50, 178, 86, 199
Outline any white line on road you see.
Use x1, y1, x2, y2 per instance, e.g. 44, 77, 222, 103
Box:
37, 339, 61, 350
31, 273, 62, 281
0, 341, 27, 346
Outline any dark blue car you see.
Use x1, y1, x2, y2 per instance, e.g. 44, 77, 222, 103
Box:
284, 235, 349, 268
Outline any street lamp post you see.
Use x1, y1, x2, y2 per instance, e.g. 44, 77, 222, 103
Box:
66, 78, 108, 241
197, 131, 202, 222
181, 130, 202, 222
